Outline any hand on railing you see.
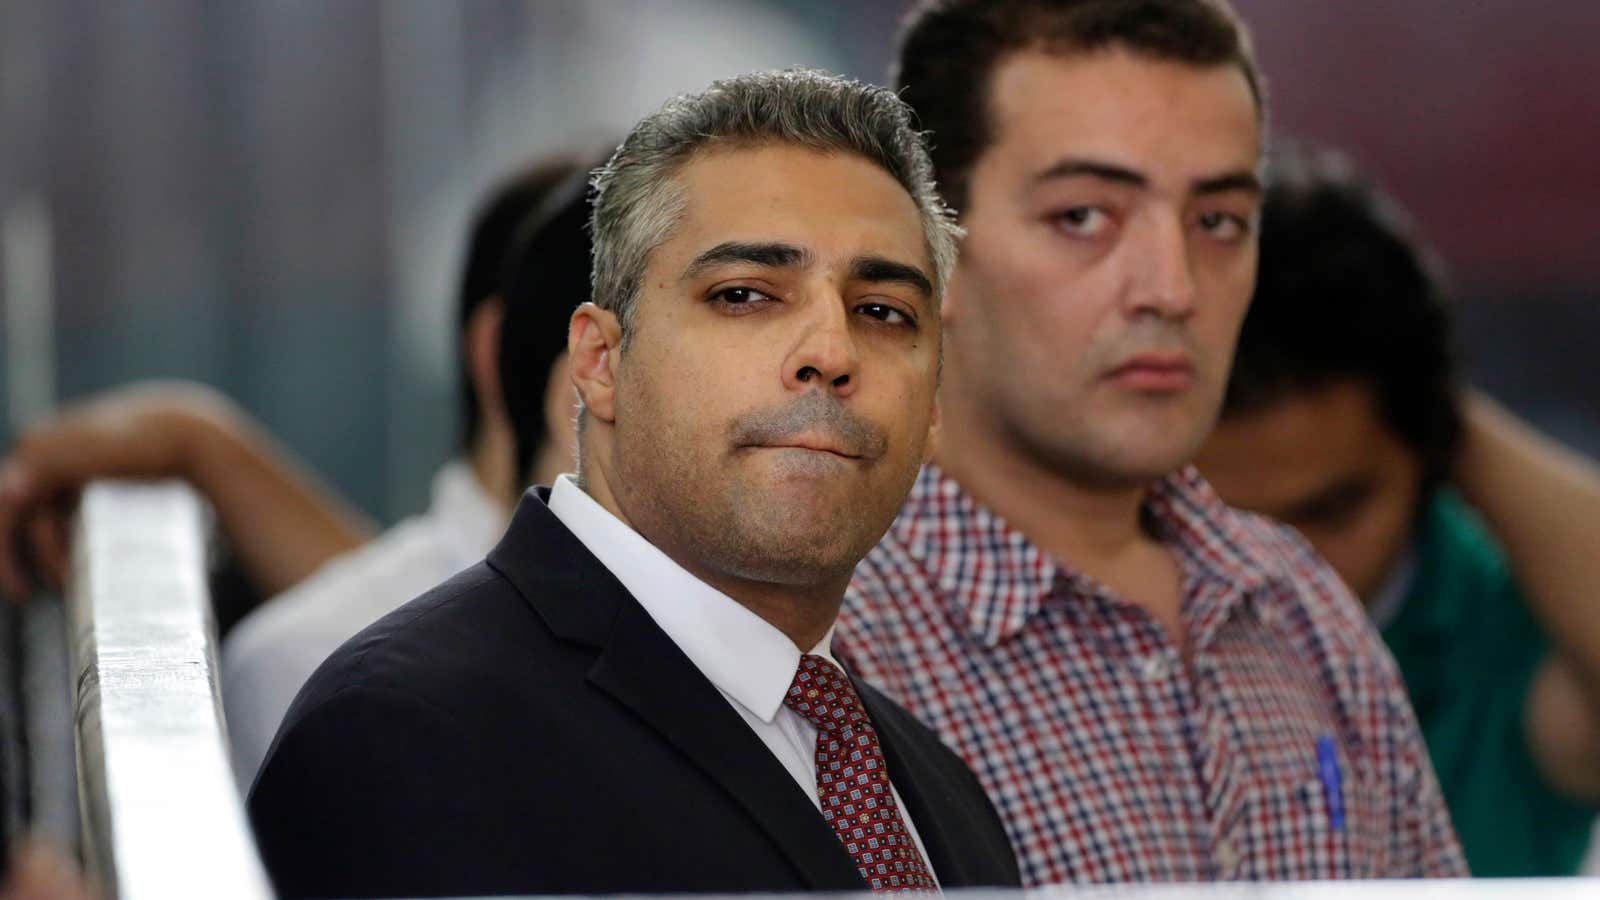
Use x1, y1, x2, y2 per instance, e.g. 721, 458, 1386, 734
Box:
0, 380, 372, 606
0, 382, 215, 602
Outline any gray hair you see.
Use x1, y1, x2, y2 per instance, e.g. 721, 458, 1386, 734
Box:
589, 68, 961, 346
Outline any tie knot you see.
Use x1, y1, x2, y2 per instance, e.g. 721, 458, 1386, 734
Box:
784, 653, 869, 734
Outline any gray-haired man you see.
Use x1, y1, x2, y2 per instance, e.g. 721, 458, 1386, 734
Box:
246, 68, 1021, 900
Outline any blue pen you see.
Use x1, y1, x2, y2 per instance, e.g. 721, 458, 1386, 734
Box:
1316, 735, 1345, 832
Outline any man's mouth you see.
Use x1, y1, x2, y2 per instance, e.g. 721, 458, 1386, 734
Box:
727, 392, 888, 461
1103, 352, 1196, 391
747, 438, 863, 460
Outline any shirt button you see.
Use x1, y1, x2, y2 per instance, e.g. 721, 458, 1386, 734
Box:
1216, 839, 1238, 872
1141, 654, 1170, 681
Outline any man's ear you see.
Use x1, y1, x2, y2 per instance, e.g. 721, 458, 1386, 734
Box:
923, 394, 942, 465
568, 302, 623, 424
465, 296, 507, 417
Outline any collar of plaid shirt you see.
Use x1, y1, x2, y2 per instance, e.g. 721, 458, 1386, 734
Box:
897, 463, 1287, 648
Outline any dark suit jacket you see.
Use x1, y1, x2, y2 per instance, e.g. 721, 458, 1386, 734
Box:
248, 490, 1020, 899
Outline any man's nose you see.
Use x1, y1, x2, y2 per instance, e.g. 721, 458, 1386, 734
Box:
782, 297, 860, 396
1125, 215, 1198, 321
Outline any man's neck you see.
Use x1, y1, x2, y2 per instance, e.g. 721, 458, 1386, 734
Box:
935, 407, 1185, 637
528, 440, 572, 490
468, 424, 516, 513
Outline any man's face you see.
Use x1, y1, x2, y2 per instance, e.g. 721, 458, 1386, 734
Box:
608, 144, 940, 590
947, 48, 1261, 487
1195, 381, 1424, 601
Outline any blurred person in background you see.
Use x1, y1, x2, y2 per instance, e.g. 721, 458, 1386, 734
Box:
496, 168, 595, 494
222, 154, 593, 784
834, 0, 1464, 882
248, 68, 1020, 899
0, 153, 592, 785
1195, 144, 1600, 876
0, 841, 97, 900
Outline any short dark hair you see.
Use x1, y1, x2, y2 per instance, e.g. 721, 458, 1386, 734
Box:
497, 154, 606, 490
455, 161, 588, 451
1222, 142, 1464, 485
896, 0, 1262, 214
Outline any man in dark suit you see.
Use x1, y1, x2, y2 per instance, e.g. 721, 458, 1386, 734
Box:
247, 68, 1021, 899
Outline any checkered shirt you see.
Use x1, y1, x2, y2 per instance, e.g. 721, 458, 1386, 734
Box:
835, 464, 1466, 885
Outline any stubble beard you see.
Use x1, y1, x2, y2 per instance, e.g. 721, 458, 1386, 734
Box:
611, 414, 881, 593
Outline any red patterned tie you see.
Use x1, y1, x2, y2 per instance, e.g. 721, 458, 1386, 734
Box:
784, 654, 937, 893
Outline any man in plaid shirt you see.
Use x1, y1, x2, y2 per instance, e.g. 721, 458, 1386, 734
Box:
835, 0, 1467, 884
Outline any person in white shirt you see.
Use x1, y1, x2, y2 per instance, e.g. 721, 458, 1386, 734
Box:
222, 155, 597, 783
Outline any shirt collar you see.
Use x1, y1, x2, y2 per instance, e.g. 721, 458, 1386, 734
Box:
546, 475, 832, 723
431, 459, 511, 565
1145, 466, 1277, 594
1144, 465, 1286, 638
896, 464, 1284, 646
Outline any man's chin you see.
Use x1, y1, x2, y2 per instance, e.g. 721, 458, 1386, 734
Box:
718, 538, 864, 591
1030, 435, 1201, 491
716, 459, 905, 576
730, 505, 878, 576
1081, 409, 1216, 476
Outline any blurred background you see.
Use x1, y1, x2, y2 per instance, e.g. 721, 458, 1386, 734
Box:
1, 0, 1596, 523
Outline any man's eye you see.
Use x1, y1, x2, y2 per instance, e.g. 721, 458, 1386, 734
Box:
1197, 211, 1250, 241
1052, 206, 1110, 237
1292, 496, 1363, 531
857, 303, 912, 326
710, 286, 775, 307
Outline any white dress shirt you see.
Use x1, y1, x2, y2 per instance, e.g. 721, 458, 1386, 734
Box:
547, 475, 937, 880
222, 460, 506, 787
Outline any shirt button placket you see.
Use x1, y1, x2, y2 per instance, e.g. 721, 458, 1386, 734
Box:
1215, 838, 1238, 877
1141, 653, 1171, 682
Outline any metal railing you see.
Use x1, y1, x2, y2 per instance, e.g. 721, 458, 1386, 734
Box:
66, 480, 272, 900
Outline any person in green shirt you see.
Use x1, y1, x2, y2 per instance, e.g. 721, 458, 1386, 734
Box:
1195, 143, 1600, 876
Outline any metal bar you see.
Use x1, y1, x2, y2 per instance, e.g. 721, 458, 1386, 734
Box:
0, 604, 23, 853
22, 599, 76, 848
65, 481, 272, 900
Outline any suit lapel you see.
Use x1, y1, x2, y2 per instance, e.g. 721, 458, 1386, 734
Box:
489, 492, 864, 891
588, 599, 866, 891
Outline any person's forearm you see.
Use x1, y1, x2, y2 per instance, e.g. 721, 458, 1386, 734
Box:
0, 380, 378, 602
1455, 392, 1600, 698
177, 403, 376, 597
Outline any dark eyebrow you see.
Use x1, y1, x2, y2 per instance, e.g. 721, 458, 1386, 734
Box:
681, 241, 808, 280
1032, 158, 1147, 189
849, 255, 934, 299
1033, 158, 1263, 197
1193, 171, 1263, 197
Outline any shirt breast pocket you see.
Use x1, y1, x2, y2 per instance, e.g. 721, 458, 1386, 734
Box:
1276, 752, 1378, 879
